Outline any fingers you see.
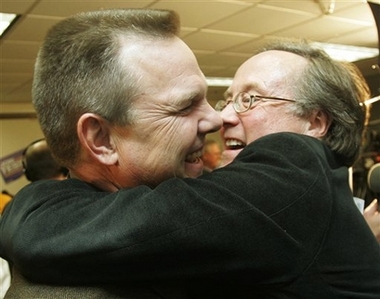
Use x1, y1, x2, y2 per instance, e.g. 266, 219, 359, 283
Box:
364, 199, 378, 216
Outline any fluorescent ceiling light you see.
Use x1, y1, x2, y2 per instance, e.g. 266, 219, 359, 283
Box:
206, 77, 233, 87
206, 42, 379, 87
0, 12, 17, 37
312, 42, 379, 62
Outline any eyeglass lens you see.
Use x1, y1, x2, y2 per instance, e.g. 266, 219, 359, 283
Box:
235, 92, 252, 112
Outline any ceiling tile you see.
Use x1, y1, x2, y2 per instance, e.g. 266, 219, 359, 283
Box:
208, 5, 314, 35
0, 73, 31, 85
272, 15, 371, 41
0, 0, 378, 109
0, 0, 36, 14
263, 0, 363, 15
262, 0, 322, 14
30, 0, 156, 17
332, 2, 377, 23
5, 15, 62, 42
197, 52, 250, 68
220, 37, 278, 55
326, 27, 378, 48
0, 59, 35, 73
151, 0, 253, 28
0, 41, 41, 60
183, 30, 257, 52
1, 83, 21, 95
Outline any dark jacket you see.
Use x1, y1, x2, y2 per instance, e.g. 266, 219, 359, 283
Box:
1, 133, 380, 298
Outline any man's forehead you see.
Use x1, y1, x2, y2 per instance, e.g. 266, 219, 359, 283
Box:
224, 82, 262, 99
240, 50, 306, 69
224, 50, 306, 97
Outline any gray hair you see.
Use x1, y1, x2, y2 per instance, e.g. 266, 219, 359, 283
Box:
260, 39, 370, 166
32, 9, 180, 167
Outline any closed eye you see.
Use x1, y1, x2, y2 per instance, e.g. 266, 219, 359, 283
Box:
178, 96, 203, 115
171, 101, 193, 116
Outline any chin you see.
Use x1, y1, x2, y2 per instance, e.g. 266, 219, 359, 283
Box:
220, 150, 241, 167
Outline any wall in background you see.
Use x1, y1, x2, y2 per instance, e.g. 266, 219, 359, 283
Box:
0, 118, 43, 195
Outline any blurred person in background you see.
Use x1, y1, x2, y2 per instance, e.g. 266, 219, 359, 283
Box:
200, 139, 222, 173
22, 139, 68, 182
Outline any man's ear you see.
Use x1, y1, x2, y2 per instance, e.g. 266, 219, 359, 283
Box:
306, 110, 332, 138
77, 113, 118, 165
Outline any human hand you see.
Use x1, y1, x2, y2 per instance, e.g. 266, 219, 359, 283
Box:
363, 199, 380, 242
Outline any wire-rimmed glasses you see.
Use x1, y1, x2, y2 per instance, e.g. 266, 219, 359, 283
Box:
215, 92, 296, 113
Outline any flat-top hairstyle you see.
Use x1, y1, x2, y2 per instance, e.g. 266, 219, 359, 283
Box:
260, 39, 370, 166
32, 9, 180, 167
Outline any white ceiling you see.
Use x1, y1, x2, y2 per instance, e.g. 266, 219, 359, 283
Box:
0, 0, 379, 111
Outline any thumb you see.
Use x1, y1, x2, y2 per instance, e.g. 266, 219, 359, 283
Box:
364, 199, 378, 216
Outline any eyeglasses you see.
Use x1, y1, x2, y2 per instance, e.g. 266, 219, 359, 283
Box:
215, 92, 296, 113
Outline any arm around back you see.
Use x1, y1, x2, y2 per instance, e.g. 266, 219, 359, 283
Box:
1, 133, 376, 290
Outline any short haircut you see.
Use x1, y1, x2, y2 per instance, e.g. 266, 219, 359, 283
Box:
32, 9, 180, 167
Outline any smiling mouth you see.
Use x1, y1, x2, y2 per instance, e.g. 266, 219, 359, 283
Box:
185, 149, 203, 163
225, 139, 246, 150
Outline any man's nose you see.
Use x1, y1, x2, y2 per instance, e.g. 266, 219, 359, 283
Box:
200, 103, 223, 134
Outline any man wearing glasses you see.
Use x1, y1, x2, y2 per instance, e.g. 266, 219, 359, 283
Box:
1, 12, 379, 298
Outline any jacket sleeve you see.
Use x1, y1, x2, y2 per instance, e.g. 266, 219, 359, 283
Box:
0, 133, 337, 285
